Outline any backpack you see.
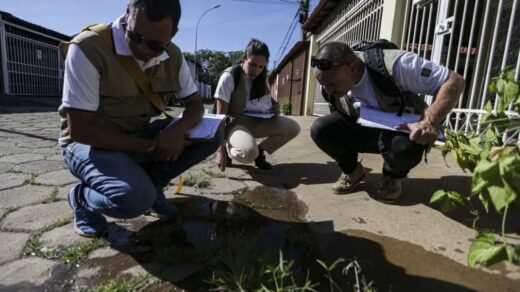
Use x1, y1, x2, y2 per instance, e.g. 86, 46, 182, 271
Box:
210, 65, 242, 114
324, 39, 406, 116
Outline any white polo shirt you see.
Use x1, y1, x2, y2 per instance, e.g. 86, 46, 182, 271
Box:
61, 15, 197, 112
347, 52, 449, 108
214, 71, 273, 113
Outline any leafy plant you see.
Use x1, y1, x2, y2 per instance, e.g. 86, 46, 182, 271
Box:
281, 101, 292, 115
432, 67, 520, 267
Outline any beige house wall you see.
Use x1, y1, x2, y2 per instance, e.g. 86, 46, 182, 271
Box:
379, 0, 407, 45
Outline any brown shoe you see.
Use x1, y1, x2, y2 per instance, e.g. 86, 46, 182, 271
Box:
332, 163, 366, 194
375, 176, 403, 203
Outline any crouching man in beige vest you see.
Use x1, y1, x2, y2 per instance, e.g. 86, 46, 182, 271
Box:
58, 0, 222, 237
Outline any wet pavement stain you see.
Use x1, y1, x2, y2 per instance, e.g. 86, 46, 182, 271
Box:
23, 186, 520, 291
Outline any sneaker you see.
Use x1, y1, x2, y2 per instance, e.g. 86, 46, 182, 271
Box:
332, 163, 366, 194
68, 187, 108, 238
254, 148, 272, 170
375, 176, 403, 203
150, 191, 178, 220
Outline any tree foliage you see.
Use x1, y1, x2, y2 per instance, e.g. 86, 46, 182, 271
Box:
184, 50, 243, 91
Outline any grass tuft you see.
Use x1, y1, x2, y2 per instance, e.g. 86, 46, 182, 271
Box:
92, 273, 152, 292
42, 187, 60, 204
182, 172, 211, 188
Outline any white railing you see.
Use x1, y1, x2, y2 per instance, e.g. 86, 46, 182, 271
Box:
402, 0, 519, 143
1, 23, 63, 96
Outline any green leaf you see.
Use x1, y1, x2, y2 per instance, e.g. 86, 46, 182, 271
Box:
474, 160, 502, 186
478, 189, 491, 212
504, 67, 516, 81
471, 174, 487, 195
488, 79, 497, 94
458, 142, 480, 156
488, 186, 515, 213
503, 81, 518, 106
496, 79, 506, 95
499, 156, 520, 196
507, 244, 520, 264
468, 232, 508, 267
430, 190, 465, 213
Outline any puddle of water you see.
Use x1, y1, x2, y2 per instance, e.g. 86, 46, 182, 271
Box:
30, 186, 519, 291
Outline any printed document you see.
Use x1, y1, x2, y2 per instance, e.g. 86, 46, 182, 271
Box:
167, 114, 225, 140
358, 106, 444, 140
358, 106, 421, 131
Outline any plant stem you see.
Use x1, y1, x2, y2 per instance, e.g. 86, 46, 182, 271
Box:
501, 204, 509, 245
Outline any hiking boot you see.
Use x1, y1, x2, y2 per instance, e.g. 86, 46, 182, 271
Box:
332, 163, 366, 194
68, 187, 108, 238
150, 191, 178, 220
254, 147, 272, 170
375, 176, 403, 204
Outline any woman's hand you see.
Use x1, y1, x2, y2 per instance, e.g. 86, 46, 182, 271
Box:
215, 143, 228, 171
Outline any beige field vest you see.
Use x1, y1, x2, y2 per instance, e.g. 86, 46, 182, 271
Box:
58, 27, 183, 140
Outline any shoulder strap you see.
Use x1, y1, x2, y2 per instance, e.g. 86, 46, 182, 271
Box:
84, 24, 167, 113
357, 40, 405, 116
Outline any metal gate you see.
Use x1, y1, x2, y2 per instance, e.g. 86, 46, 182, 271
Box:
401, 0, 520, 141
0, 22, 64, 96
313, 0, 385, 116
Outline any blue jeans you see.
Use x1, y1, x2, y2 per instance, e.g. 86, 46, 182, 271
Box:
62, 120, 222, 219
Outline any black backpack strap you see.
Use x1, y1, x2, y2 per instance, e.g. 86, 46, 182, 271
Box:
363, 47, 405, 116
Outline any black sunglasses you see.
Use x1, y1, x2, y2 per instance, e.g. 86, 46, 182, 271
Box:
125, 26, 168, 53
310, 56, 347, 71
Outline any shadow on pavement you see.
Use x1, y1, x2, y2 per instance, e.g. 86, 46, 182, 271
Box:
74, 193, 514, 291
229, 161, 349, 189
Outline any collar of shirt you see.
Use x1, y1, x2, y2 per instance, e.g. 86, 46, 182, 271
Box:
112, 15, 169, 70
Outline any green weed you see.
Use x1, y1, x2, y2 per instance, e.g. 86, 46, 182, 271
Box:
182, 172, 211, 188
42, 188, 60, 204
92, 273, 152, 292
203, 168, 226, 178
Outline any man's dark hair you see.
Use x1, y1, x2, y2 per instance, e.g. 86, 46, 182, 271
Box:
244, 38, 270, 64
128, 0, 181, 28
315, 41, 356, 62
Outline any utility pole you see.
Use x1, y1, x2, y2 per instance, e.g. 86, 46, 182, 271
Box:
299, 0, 309, 40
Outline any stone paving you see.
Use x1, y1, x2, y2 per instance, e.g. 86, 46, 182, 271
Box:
0, 106, 267, 289
0, 105, 519, 290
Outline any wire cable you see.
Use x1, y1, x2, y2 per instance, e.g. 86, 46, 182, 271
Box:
272, 8, 299, 69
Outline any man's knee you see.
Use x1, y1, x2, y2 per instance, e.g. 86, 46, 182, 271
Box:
108, 183, 156, 218
389, 136, 425, 168
311, 118, 327, 143
310, 117, 345, 145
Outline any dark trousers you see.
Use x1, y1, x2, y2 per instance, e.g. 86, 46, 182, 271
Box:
310, 111, 426, 178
